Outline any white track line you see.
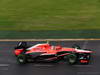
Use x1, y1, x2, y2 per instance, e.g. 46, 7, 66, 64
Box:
0, 64, 10, 67
0, 39, 100, 41
33, 64, 54, 67
73, 65, 93, 67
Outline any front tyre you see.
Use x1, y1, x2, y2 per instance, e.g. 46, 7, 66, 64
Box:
68, 54, 77, 65
17, 54, 27, 64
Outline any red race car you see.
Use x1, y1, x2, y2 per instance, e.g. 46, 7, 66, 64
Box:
14, 42, 93, 65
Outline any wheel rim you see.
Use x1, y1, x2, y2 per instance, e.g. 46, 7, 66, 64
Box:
19, 58, 24, 62
18, 58, 24, 63
69, 57, 76, 63
69, 54, 76, 64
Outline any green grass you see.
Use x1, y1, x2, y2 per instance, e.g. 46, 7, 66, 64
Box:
0, 0, 100, 31
0, 30, 100, 39
0, 0, 100, 38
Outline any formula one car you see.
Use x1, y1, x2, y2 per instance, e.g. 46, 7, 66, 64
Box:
14, 42, 93, 65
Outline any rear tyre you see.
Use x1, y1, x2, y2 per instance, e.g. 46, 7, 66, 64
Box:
17, 54, 27, 64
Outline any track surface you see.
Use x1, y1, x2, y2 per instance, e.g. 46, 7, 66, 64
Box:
0, 41, 99, 75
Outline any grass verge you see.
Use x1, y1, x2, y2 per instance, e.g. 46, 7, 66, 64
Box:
0, 30, 100, 39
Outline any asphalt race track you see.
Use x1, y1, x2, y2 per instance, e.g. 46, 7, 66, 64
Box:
0, 40, 100, 75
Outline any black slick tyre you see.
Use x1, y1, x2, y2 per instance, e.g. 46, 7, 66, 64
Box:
68, 54, 77, 65
17, 54, 27, 64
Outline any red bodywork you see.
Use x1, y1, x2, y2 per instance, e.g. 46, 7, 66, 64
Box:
14, 43, 93, 56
